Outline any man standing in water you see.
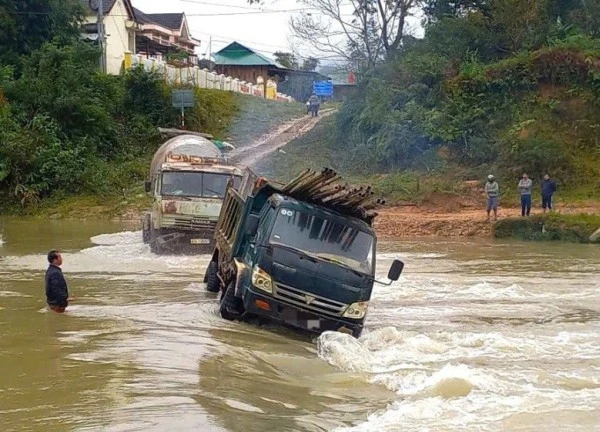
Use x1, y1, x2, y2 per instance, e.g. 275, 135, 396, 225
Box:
45, 250, 69, 313
484, 174, 499, 221
518, 173, 533, 217
541, 172, 557, 213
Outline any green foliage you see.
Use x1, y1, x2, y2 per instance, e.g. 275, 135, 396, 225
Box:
494, 213, 600, 243
0, 42, 182, 205
0, 0, 83, 66
330, 1, 600, 197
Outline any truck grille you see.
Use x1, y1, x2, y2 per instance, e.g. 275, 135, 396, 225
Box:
273, 282, 348, 318
162, 215, 217, 231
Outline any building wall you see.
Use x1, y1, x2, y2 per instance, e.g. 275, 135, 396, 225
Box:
214, 65, 269, 85
85, 0, 135, 75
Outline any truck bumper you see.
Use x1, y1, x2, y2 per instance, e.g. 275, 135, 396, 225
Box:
242, 288, 364, 337
155, 229, 215, 254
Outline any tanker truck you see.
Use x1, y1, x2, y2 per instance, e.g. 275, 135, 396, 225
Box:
142, 130, 243, 254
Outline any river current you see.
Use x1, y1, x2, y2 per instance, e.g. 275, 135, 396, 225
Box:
0, 219, 599, 431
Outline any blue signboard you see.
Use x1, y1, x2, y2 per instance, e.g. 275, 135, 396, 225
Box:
313, 80, 333, 97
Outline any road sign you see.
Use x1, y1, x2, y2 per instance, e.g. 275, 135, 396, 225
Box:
313, 80, 333, 97
171, 89, 195, 108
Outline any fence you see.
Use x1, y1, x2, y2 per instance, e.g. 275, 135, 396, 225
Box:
124, 51, 293, 103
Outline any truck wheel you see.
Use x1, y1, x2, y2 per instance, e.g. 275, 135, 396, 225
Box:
204, 261, 220, 293
219, 281, 242, 321
142, 214, 151, 244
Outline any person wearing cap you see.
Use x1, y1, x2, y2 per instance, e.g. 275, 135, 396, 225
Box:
484, 174, 499, 221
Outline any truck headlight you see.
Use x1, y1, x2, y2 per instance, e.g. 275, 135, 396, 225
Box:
343, 301, 369, 319
251, 266, 273, 294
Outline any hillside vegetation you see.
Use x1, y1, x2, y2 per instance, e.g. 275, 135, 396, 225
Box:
0, 1, 303, 216
264, 1, 600, 206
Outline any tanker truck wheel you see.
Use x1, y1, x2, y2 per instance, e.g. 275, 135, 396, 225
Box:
204, 261, 220, 293
142, 214, 151, 244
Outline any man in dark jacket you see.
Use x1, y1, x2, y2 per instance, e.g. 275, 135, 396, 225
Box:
541, 173, 557, 212
45, 250, 69, 313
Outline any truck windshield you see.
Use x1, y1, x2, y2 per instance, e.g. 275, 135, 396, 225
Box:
161, 172, 240, 198
269, 209, 374, 274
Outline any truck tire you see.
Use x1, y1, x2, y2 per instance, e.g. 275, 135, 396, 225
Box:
204, 261, 220, 293
142, 214, 151, 244
149, 226, 164, 255
219, 281, 242, 321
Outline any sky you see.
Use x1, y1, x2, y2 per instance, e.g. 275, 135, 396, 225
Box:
132, 0, 423, 66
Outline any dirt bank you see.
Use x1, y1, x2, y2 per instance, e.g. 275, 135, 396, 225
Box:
375, 202, 600, 238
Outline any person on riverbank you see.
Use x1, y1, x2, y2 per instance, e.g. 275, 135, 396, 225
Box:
541, 172, 557, 213
45, 250, 69, 313
484, 174, 499, 221
518, 173, 533, 217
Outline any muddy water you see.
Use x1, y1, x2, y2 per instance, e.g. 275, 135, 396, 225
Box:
0, 219, 599, 432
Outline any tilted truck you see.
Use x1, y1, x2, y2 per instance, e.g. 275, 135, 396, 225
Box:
142, 130, 243, 254
203, 168, 404, 338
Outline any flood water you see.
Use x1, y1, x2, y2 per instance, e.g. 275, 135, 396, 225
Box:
1, 218, 599, 432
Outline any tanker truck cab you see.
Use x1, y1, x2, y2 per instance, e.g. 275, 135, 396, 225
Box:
208, 169, 404, 338
143, 132, 243, 254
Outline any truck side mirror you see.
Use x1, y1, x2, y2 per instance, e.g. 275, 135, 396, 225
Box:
387, 259, 404, 281
245, 214, 260, 237
144, 180, 151, 193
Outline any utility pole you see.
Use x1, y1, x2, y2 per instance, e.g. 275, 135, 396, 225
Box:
97, 0, 106, 73
208, 36, 212, 65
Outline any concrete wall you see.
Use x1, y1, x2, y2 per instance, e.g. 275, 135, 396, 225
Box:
126, 53, 294, 102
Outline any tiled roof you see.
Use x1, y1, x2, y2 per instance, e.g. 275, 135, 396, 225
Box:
143, 13, 184, 30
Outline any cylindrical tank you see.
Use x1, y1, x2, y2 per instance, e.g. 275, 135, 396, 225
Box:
150, 135, 223, 176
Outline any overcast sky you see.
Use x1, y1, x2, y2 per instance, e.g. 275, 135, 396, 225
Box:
132, 0, 423, 65
132, 0, 301, 60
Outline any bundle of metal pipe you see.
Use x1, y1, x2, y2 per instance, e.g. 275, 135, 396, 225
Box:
279, 168, 385, 222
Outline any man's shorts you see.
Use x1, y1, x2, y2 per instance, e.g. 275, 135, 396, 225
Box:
487, 196, 498, 211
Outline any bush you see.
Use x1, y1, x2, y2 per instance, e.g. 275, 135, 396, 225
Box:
493, 213, 600, 243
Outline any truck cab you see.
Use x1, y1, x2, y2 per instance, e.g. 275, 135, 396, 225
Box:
142, 133, 243, 254
206, 169, 403, 338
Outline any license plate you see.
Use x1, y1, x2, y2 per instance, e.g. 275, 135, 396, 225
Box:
190, 238, 210, 245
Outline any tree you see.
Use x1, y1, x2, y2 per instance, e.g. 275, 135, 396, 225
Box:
0, 0, 84, 66
301, 56, 320, 71
289, 0, 423, 69
274, 51, 299, 69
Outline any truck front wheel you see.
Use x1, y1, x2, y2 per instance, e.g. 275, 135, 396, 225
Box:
219, 281, 243, 321
204, 261, 220, 293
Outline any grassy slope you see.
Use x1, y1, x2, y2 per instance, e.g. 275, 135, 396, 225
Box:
227, 95, 304, 147
256, 113, 600, 208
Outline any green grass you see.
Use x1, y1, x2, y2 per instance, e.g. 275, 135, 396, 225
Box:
493, 213, 600, 243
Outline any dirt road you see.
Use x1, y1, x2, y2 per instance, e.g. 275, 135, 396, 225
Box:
230, 109, 335, 168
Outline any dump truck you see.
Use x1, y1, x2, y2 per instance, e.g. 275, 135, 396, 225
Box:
142, 130, 243, 254
203, 168, 404, 338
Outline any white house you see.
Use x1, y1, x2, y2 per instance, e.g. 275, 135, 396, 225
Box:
81, 0, 200, 75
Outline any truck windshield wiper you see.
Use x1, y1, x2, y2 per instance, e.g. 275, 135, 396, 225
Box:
313, 254, 366, 277
271, 243, 365, 276
271, 242, 319, 263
